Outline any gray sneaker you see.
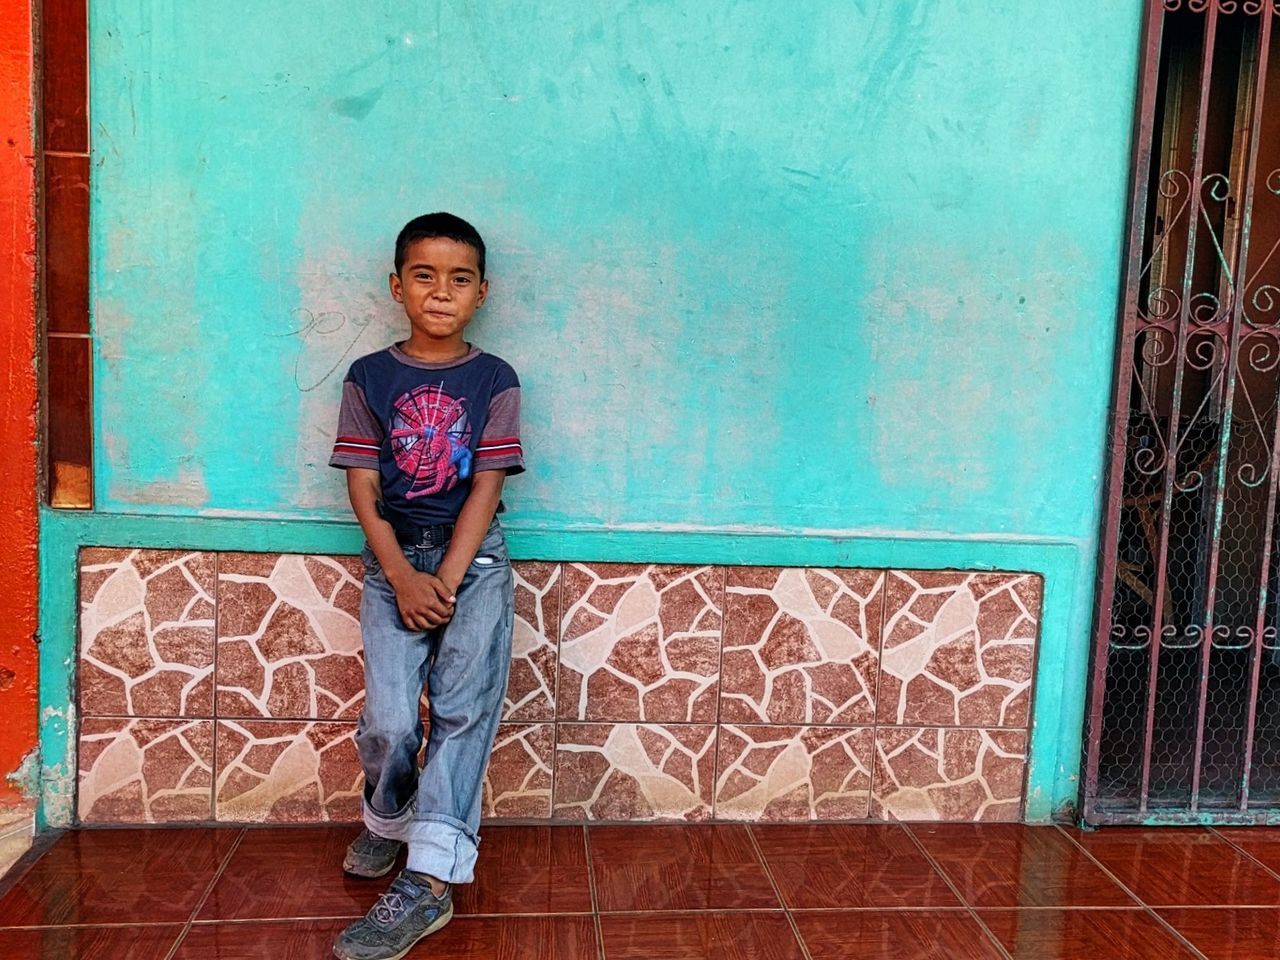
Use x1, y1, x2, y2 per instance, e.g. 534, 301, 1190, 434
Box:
333, 870, 453, 960
343, 828, 403, 879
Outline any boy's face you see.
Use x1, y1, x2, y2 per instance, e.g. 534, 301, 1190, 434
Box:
389, 237, 489, 343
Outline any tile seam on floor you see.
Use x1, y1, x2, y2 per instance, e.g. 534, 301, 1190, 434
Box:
458, 910, 596, 920
183, 910, 594, 925
592, 907, 790, 917
1209, 826, 1280, 884
162, 827, 247, 960
582, 825, 607, 960
1135, 903, 1280, 910
744, 824, 814, 960
207, 912, 364, 924
0, 921, 191, 931
901, 823, 1012, 960
784, 905, 1108, 913
1051, 825, 1210, 960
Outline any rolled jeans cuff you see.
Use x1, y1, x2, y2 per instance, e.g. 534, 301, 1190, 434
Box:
362, 796, 414, 842
405, 812, 481, 884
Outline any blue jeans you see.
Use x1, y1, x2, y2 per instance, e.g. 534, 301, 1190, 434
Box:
356, 519, 514, 884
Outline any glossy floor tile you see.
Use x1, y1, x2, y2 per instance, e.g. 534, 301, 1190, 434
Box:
460, 826, 592, 915
793, 910, 1006, 960
601, 912, 805, 959
407, 916, 599, 959
9, 823, 1280, 958
912, 823, 1136, 908
0, 924, 184, 960
1215, 828, 1280, 877
0, 827, 240, 926
1159, 907, 1280, 960
173, 919, 350, 959
176, 916, 599, 959
980, 908, 1199, 959
197, 826, 371, 920
1067, 827, 1280, 907
753, 823, 961, 909
589, 824, 779, 912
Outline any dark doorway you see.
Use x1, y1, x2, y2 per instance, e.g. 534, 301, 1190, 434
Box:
1086, 0, 1280, 824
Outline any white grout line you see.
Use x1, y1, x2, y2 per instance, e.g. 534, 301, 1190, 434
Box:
745, 824, 816, 960
1052, 825, 1210, 960
900, 823, 1013, 960
582, 824, 608, 960
162, 828, 246, 960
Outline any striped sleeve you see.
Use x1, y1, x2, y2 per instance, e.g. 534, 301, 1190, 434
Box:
329, 380, 383, 470
475, 385, 524, 475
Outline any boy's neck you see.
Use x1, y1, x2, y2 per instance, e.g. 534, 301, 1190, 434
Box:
399, 334, 471, 363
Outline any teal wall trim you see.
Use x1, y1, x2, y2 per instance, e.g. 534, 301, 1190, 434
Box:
37, 506, 1092, 827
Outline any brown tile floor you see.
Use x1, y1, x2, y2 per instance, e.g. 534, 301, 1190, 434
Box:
0, 823, 1279, 958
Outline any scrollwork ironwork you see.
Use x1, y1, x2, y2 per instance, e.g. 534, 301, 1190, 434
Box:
1249, 284, 1280, 327
1211, 624, 1256, 650
1164, 0, 1274, 14
1245, 333, 1280, 373
1189, 291, 1225, 327
1263, 627, 1279, 651
1138, 327, 1178, 367
1132, 443, 1166, 478
1184, 332, 1224, 371
1109, 623, 1152, 651
1203, 172, 1232, 204
1143, 287, 1183, 325
1096, 6, 1280, 817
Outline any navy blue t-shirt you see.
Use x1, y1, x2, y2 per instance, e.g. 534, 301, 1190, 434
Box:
329, 343, 523, 525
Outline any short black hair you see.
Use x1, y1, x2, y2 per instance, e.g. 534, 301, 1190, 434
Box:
394, 212, 486, 277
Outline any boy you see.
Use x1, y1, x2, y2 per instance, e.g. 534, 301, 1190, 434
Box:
328, 213, 523, 960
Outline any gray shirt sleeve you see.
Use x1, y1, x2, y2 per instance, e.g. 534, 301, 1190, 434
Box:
329, 380, 383, 470
474, 385, 524, 474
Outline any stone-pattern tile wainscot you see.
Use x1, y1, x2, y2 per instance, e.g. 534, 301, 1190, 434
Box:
76, 552, 1042, 825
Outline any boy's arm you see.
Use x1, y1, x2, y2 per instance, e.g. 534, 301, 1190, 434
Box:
346, 468, 455, 629
435, 470, 506, 594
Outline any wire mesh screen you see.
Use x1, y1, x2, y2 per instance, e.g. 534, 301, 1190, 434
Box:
1086, 0, 1280, 823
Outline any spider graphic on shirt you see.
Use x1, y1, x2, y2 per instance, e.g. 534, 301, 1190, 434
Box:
389, 383, 473, 499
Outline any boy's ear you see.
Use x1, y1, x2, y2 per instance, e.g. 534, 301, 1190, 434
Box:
477, 278, 489, 307
389, 271, 404, 303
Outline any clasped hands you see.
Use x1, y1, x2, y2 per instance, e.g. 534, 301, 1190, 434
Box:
387, 567, 461, 630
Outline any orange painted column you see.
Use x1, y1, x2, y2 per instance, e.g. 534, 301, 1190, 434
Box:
0, 1, 40, 806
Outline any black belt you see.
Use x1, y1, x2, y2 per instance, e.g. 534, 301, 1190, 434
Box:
376, 501, 453, 548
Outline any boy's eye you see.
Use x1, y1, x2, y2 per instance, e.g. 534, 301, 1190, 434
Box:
454, 277, 470, 285
415, 273, 431, 281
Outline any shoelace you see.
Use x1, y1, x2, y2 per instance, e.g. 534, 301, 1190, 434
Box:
370, 877, 440, 927
371, 889, 409, 926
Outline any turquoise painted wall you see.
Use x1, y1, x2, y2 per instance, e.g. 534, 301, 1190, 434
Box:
40, 0, 1149, 825
90, 0, 1142, 537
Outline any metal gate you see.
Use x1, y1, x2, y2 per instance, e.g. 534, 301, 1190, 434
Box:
1085, 0, 1280, 824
